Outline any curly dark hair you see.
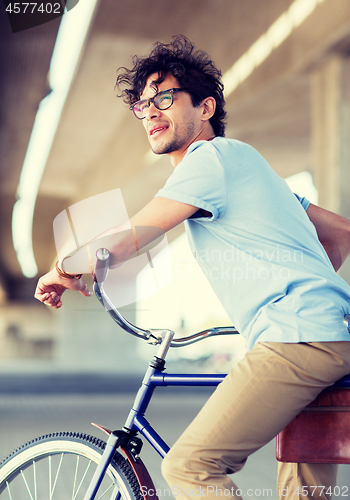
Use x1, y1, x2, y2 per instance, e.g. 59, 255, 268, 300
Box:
116, 36, 227, 137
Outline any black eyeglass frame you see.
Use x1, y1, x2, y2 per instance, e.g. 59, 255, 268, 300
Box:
130, 88, 189, 119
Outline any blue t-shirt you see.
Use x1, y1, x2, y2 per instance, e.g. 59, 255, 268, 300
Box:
156, 137, 350, 350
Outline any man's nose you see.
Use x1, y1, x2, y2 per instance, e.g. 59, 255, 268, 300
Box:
145, 101, 161, 120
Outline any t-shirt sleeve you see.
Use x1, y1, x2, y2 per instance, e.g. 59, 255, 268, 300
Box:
294, 193, 310, 211
155, 142, 226, 220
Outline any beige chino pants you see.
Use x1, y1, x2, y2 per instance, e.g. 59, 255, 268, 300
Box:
161, 341, 350, 500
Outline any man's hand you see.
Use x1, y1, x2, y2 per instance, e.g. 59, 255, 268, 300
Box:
34, 267, 92, 309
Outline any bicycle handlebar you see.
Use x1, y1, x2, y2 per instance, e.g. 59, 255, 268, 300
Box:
93, 250, 161, 344
93, 248, 239, 347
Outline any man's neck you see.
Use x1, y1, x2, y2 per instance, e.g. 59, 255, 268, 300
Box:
169, 128, 217, 167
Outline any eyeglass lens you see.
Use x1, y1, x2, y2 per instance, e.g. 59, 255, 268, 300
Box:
133, 90, 175, 119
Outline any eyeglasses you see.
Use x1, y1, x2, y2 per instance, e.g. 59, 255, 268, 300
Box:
130, 88, 188, 119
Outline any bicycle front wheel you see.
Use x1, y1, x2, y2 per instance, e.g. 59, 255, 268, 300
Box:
0, 431, 143, 500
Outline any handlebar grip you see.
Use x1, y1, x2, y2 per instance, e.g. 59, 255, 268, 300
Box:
94, 248, 110, 284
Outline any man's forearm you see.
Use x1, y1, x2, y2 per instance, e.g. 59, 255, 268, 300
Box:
306, 203, 350, 271
63, 229, 139, 274
63, 197, 198, 275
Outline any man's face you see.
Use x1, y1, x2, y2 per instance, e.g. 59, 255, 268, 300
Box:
140, 73, 205, 165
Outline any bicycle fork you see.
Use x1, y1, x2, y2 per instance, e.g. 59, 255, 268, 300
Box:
83, 430, 122, 500
83, 332, 175, 500
82, 419, 160, 500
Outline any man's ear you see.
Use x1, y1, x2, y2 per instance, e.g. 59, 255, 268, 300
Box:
201, 97, 216, 122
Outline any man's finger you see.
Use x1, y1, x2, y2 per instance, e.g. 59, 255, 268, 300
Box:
40, 292, 50, 302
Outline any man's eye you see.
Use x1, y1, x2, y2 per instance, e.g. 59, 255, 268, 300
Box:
140, 102, 149, 111
134, 101, 149, 114
158, 95, 172, 106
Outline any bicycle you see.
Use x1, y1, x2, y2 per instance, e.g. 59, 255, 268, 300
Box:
0, 248, 349, 500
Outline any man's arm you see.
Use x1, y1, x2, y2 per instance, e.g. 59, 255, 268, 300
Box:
34, 197, 198, 308
306, 203, 350, 272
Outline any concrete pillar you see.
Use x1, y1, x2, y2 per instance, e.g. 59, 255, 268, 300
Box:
311, 55, 350, 283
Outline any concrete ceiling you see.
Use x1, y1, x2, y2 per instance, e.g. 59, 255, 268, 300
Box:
1, 0, 350, 301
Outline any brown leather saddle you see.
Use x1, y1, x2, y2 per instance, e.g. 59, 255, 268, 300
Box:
276, 375, 350, 463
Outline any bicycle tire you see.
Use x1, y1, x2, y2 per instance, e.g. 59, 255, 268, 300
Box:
0, 431, 144, 500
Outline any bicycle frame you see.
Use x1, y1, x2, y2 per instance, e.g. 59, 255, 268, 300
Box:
83, 330, 228, 500
124, 367, 226, 458
82, 251, 350, 500
83, 342, 350, 500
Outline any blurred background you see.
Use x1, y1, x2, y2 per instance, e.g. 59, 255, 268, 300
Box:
1, 0, 350, 373
1, 0, 350, 493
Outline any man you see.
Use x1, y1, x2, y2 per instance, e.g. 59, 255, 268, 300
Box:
35, 36, 350, 499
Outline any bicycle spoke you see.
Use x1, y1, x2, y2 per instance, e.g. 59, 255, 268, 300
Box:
33, 461, 37, 500
5, 482, 13, 500
50, 453, 64, 499
95, 481, 116, 499
49, 455, 52, 497
73, 459, 92, 500
20, 470, 34, 500
109, 485, 122, 500
72, 454, 80, 499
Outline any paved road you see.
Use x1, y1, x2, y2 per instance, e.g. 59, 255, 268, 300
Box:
0, 383, 348, 498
